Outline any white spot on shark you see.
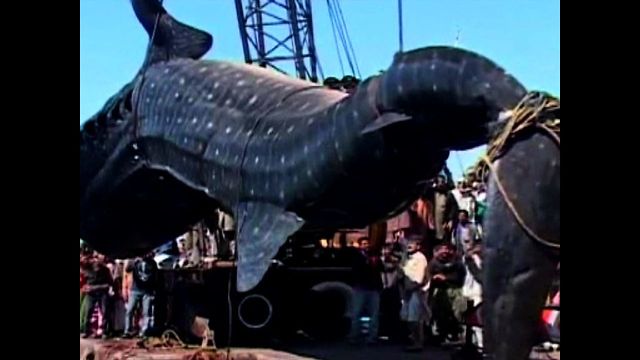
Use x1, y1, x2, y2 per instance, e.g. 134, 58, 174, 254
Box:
249, 95, 258, 105
238, 80, 246, 86
430, 64, 436, 71
225, 126, 232, 134
199, 67, 208, 73
255, 156, 260, 164
214, 82, 220, 89
256, 78, 265, 85
207, 122, 214, 129
164, 68, 170, 74
304, 145, 309, 154
267, 127, 274, 135
207, 93, 214, 101
215, 149, 220, 156
225, 99, 233, 107
250, 188, 255, 196
150, 83, 156, 89
253, 227, 260, 235
307, 118, 315, 126
539, 143, 545, 150
174, 92, 180, 99
280, 155, 286, 164
398, 85, 404, 94
192, 117, 198, 124
307, 169, 313, 178
433, 84, 438, 92
179, 78, 185, 85
188, 97, 194, 104
177, 118, 183, 124
279, 190, 285, 200
287, 125, 295, 133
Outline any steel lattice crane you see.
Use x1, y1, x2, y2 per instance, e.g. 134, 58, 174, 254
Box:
234, 0, 320, 82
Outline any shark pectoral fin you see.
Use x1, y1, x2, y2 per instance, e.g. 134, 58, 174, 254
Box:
235, 202, 305, 292
361, 112, 412, 135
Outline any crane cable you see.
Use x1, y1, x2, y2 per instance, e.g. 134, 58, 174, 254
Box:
332, 0, 361, 78
398, 0, 404, 53
326, 0, 361, 79
326, 0, 346, 77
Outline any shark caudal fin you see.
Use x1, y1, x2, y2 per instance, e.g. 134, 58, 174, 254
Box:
131, 0, 213, 65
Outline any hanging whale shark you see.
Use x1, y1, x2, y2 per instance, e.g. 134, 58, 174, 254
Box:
80, 0, 527, 292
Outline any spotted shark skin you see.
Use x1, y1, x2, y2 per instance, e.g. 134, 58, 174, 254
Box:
80, 0, 527, 292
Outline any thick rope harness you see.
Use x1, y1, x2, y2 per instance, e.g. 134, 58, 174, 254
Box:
474, 92, 560, 250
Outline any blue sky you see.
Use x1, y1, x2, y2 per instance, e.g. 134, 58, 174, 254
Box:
80, 0, 559, 179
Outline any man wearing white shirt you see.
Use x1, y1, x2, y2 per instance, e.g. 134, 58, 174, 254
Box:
399, 236, 430, 351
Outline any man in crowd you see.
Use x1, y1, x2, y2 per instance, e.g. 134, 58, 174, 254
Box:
348, 237, 384, 345
379, 242, 404, 342
453, 210, 479, 254
429, 243, 467, 344
398, 236, 430, 351
123, 252, 159, 338
81, 257, 113, 339
429, 175, 459, 251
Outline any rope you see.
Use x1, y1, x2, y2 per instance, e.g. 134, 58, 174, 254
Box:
475, 92, 560, 181
474, 92, 560, 250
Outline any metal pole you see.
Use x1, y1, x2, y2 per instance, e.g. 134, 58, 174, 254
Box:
234, 0, 253, 64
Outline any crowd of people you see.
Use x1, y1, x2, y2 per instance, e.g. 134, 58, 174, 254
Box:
80, 248, 159, 339
345, 170, 559, 352
345, 171, 488, 351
